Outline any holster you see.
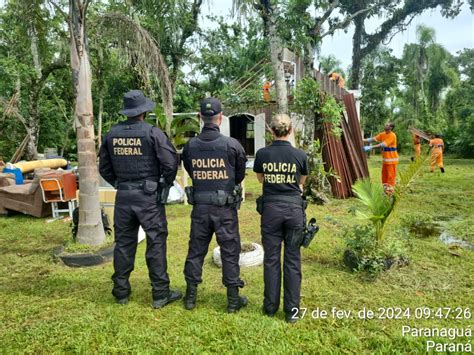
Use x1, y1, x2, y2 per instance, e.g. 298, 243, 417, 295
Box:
157, 177, 171, 204
232, 185, 243, 210
185, 186, 195, 205
301, 218, 320, 248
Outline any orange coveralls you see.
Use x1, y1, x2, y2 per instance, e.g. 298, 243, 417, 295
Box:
429, 138, 444, 171
413, 134, 421, 158
329, 73, 345, 88
374, 131, 399, 194
262, 81, 272, 102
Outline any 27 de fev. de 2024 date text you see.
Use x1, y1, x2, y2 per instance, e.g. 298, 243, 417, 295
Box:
292, 307, 472, 320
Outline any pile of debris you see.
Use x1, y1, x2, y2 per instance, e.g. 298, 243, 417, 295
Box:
316, 82, 369, 198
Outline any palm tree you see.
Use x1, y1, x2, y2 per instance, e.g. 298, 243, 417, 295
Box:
402, 25, 435, 115
352, 156, 425, 242
98, 0, 203, 135
68, 0, 105, 246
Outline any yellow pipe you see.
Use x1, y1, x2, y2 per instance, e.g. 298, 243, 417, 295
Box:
13, 158, 68, 173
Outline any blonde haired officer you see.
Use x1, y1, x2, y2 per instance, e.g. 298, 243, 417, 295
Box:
253, 114, 309, 323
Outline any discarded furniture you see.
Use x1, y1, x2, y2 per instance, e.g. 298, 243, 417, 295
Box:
40, 172, 77, 218
0, 170, 53, 217
0, 173, 15, 188
2, 167, 23, 184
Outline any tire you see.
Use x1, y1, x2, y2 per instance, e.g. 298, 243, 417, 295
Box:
55, 244, 115, 268
212, 243, 264, 268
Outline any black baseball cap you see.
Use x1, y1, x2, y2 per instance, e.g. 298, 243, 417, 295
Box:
200, 97, 222, 117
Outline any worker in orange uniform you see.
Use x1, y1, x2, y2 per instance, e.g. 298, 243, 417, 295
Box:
262, 81, 272, 102
363, 123, 398, 195
429, 134, 445, 173
328, 72, 345, 88
411, 133, 422, 161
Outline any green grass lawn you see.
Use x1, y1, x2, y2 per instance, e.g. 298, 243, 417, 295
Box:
1, 157, 473, 353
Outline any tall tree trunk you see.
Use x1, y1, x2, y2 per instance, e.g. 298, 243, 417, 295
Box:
267, 9, 288, 114
69, 0, 105, 246
350, 15, 364, 90
161, 82, 173, 135
303, 42, 315, 76
26, 91, 40, 160
25, 23, 42, 160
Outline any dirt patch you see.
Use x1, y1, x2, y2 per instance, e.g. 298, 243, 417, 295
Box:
241, 243, 257, 252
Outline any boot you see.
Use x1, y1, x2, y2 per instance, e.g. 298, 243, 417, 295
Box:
115, 296, 129, 305
285, 312, 298, 324
226, 287, 248, 313
152, 289, 182, 309
183, 284, 197, 310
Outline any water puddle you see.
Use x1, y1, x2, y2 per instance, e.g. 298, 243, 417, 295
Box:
439, 231, 474, 251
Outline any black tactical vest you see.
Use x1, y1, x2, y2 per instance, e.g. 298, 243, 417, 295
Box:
107, 121, 160, 182
187, 134, 235, 192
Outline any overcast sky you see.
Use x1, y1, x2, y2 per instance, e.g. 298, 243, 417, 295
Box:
200, 1, 474, 71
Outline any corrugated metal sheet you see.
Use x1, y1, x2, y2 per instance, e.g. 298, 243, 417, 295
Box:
315, 88, 369, 199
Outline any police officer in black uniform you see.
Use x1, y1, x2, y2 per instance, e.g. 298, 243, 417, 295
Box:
253, 114, 308, 323
99, 90, 182, 308
182, 97, 248, 313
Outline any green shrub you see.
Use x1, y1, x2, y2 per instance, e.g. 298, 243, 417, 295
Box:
343, 224, 408, 276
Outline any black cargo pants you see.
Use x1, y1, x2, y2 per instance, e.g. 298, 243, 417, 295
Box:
261, 201, 304, 315
112, 189, 170, 300
184, 204, 244, 288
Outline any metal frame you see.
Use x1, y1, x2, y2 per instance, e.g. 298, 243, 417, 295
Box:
40, 177, 77, 218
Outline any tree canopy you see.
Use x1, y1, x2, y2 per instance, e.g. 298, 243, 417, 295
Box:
0, 0, 472, 160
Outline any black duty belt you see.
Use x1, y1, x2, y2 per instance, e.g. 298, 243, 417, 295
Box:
117, 178, 158, 190
193, 190, 239, 206
263, 194, 305, 207
118, 182, 144, 190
